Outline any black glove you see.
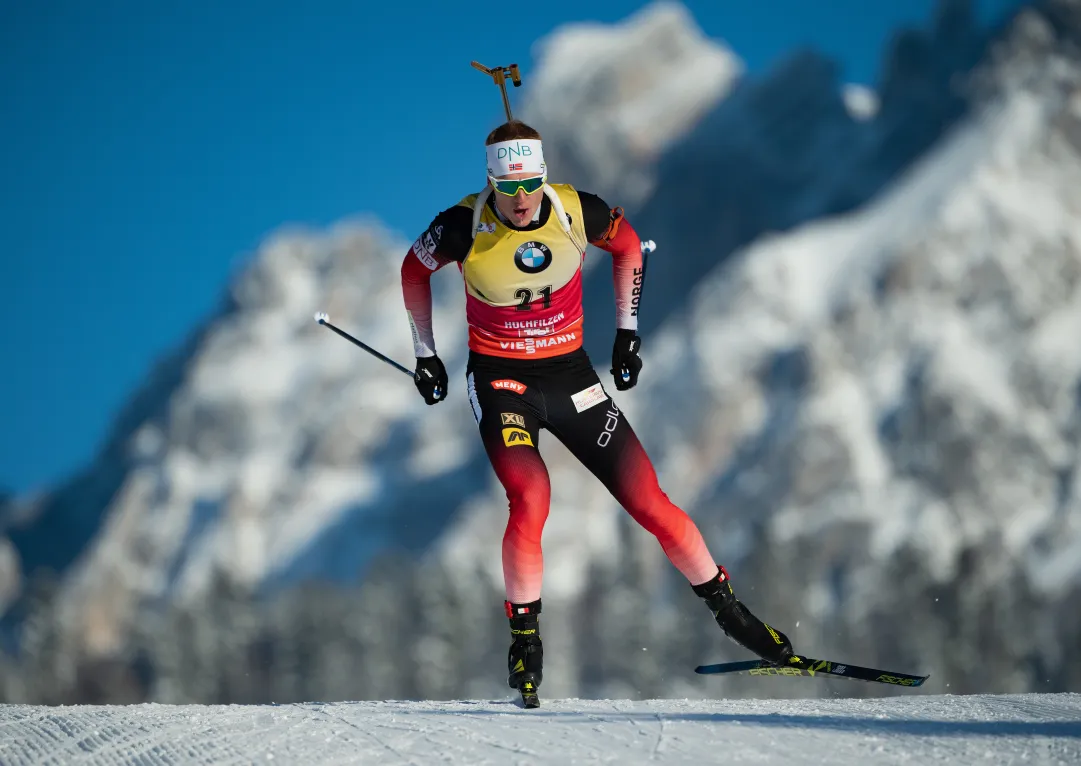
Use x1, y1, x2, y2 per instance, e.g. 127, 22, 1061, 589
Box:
610, 328, 642, 391
414, 355, 448, 405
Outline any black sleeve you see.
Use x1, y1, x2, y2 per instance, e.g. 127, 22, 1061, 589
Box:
577, 191, 616, 244
421, 205, 474, 263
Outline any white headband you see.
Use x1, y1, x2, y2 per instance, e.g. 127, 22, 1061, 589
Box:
486, 139, 546, 178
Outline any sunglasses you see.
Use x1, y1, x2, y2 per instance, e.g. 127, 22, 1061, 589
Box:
489, 175, 546, 196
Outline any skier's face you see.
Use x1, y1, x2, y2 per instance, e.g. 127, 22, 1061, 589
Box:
492, 172, 544, 228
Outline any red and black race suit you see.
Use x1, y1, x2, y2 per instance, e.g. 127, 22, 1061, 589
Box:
465, 348, 717, 603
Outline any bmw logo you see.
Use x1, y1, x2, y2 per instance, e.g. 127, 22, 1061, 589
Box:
514, 242, 553, 274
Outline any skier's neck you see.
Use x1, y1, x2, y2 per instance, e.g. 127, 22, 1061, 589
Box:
491, 194, 548, 230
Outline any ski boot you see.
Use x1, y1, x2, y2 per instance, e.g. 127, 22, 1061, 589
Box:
506, 599, 543, 708
692, 566, 796, 666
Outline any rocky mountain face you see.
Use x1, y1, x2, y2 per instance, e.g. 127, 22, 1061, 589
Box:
628, 0, 1081, 696
4, 0, 1079, 704
578, 0, 997, 353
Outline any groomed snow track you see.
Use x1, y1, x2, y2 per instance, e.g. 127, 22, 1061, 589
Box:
1, 693, 1078, 765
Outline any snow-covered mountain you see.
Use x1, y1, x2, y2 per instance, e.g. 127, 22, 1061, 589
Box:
629, 0, 1081, 696
4, 0, 1079, 704
586, 0, 995, 349
520, 1, 744, 209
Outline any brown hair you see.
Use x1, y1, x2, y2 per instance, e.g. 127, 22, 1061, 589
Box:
485, 120, 542, 145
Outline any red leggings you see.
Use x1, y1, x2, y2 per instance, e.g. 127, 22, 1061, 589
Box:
467, 350, 718, 603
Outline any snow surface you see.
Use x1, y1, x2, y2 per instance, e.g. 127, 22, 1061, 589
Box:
1, 694, 1078, 765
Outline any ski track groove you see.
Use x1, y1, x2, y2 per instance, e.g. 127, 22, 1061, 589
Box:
309, 702, 424, 766
987, 695, 1081, 723
416, 710, 543, 762
649, 713, 667, 761
0, 705, 280, 766
602, 698, 641, 763
293, 703, 398, 766
597, 698, 671, 764
343, 702, 500, 765
339, 700, 545, 763
286, 704, 365, 766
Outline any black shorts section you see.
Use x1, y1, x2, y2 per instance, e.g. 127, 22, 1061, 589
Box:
465, 349, 637, 491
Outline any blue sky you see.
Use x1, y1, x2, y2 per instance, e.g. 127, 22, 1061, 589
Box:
1, 0, 1025, 494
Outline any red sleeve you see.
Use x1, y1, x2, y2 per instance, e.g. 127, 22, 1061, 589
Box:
401, 244, 448, 357
590, 208, 644, 330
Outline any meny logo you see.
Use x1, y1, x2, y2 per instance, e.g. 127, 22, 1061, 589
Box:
491, 379, 527, 394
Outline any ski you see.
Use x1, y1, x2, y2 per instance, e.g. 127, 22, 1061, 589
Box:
695, 656, 929, 688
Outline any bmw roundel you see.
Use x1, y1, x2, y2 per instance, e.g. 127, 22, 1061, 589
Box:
514, 242, 553, 274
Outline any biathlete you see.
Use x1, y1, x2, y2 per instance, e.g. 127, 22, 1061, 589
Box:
400, 120, 795, 702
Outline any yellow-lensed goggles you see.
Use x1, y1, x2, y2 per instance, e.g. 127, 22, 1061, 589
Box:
489, 175, 546, 196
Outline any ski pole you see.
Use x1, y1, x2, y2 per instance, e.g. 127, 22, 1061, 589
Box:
314, 312, 414, 378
